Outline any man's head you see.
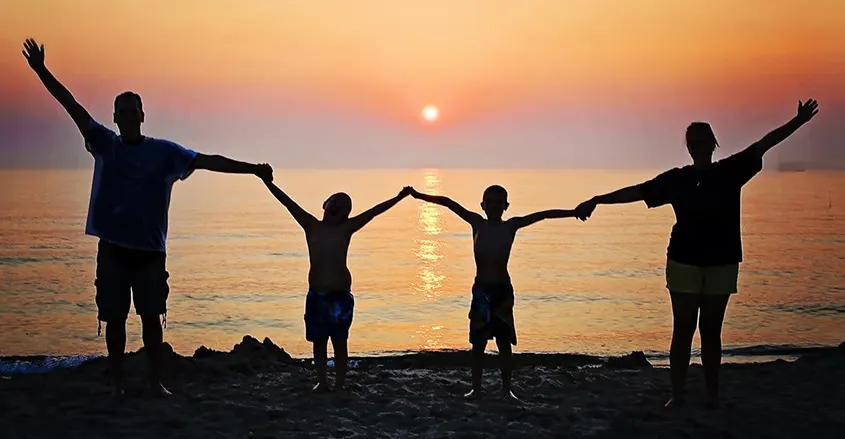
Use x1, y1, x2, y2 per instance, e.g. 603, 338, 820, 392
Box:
322, 192, 353, 223
685, 122, 718, 162
480, 185, 509, 220
113, 91, 144, 135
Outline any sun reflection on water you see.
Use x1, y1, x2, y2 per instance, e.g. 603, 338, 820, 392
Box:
412, 170, 448, 350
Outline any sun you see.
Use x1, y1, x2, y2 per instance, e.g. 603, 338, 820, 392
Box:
422, 105, 439, 122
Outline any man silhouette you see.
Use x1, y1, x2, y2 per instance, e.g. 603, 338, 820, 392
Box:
22, 38, 273, 396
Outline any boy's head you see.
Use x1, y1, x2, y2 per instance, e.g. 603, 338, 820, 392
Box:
480, 185, 509, 220
322, 192, 352, 223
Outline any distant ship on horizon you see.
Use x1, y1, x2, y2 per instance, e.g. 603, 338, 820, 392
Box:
776, 161, 807, 172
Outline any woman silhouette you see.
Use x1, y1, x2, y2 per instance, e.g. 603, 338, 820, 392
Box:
577, 99, 819, 408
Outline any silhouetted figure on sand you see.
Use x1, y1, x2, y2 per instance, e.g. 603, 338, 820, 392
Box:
22, 38, 273, 397
577, 99, 820, 408
260, 179, 412, 391
409, 185, 589, 400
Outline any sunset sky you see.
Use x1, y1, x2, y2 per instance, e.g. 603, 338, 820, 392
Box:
2, 0, 844, 168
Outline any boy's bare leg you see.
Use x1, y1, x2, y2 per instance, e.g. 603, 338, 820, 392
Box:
105, 321, 127, 396
495, 337, 517, 400
331, 336, 349, 390
464, 341, 487, 399
312, 340, 330, 392
141, 315, 171, 397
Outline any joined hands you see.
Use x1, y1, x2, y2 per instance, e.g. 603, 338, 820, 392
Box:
406, 187, 423, 199
575, 199, 597, 222
255, 163, 273, 182
399, 186, 414, 198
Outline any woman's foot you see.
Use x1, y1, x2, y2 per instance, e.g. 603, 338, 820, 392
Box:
150, 382, 172, 398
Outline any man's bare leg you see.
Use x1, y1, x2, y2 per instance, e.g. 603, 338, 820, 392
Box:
312, 340, 330, 392
105, 320, 127, 396
331, 337, 349, 390
141, 315, 171, 397
464, 341, 486, 399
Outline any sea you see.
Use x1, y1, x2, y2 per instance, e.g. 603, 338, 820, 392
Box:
1, 169, 843, 372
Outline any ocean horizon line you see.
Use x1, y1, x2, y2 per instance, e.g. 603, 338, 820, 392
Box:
2, 166, 845, 172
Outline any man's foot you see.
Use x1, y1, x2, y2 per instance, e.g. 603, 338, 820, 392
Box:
664, 396, 684, 408
463, 389, 481, 400
151, 382, 172, 398
312, 382, 331, 393
705, 392, 720, 409
502, 390, 520, 401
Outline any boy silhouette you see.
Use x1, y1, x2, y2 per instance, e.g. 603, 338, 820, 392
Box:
261, 179, 413, 391
410, 185, 588, 399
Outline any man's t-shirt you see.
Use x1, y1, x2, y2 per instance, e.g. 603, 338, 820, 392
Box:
636, 148, 763, 266
83, 119, 197, 253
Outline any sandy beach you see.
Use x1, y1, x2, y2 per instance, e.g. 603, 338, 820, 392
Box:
1, 337, 843, 439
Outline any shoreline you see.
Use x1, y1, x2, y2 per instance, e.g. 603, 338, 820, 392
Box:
2, 336, 843, 438
1, 339, 839, 376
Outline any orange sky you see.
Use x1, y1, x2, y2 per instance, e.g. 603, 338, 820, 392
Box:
4, 1, 844, 118
2, 0, 844, 168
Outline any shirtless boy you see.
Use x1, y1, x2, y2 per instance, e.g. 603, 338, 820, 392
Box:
261, 179, 412, 391
410, 185, 588, 399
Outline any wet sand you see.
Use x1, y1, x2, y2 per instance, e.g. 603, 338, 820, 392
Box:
2, 336, 843, 438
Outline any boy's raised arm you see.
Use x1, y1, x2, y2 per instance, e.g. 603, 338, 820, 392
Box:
262, 179, 318, 231
345, 187, 412, 234
409, 188, 484, 226
508, 209, 581, 230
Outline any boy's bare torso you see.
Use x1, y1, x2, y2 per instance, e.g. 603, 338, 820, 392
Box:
472, 220, 517, 285
306, 222, 353, 292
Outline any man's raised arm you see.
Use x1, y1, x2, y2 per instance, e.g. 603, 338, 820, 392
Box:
192, 154, 270, 177
22, 38, 91, 134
